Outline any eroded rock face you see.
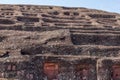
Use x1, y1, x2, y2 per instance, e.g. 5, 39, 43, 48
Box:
0, 4, 120, 80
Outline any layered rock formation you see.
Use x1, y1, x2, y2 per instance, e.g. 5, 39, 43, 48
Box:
0, 4, 120, 80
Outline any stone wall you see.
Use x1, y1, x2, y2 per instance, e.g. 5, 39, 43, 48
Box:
0, 56, 120, 80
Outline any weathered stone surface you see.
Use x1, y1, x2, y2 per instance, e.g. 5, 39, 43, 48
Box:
0, 4, 120, 80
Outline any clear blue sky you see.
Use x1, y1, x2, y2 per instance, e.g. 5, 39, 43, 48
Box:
0, 0, 120, 13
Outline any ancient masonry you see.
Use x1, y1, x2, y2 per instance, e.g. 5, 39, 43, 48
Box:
0, 4, 120, 80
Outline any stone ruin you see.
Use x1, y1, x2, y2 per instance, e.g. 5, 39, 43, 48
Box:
0, 4, 120, 80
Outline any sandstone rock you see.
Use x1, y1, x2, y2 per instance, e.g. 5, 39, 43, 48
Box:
0, 4, 120, 80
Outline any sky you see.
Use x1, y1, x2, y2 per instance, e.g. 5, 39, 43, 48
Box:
0, 0, 120, 13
